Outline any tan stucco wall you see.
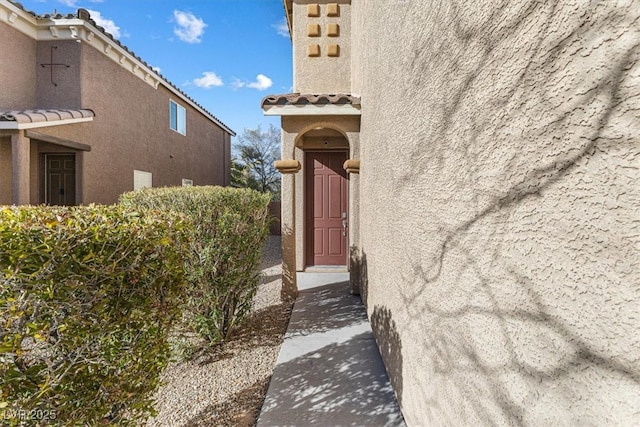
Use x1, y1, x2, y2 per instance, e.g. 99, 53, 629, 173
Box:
24, 40, 230, 205
0, 21, 37, 109
0, 136, 12, 205
352, 1, 640, 425
292, 0, 351, 93
36, 40, 82, 109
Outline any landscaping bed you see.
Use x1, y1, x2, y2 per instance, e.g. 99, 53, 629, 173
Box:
145, 236, 291, 427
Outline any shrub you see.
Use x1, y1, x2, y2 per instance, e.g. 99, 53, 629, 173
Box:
0, 205, 187, 426
120, 186, 271, 344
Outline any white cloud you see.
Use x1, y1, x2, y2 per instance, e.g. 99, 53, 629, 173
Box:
87, 10, 121, 39
173, 10, 206, 43
247, 74, 273, 90
233, 74, 273, 91
192, 71, 223, 88
273, 17, 289, 37
151, 66, 162, 74
58, 0, 78, 6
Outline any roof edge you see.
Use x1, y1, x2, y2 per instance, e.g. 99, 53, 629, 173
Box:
261, 93, 361, 117
2, 1, 235, 136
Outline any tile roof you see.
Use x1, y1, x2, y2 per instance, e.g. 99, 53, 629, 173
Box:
0, 109, 95, 124
6, 1, 234, 136
261, 93, 360, 108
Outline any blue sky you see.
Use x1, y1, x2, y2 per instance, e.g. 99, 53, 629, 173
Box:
19, 0, 293, 138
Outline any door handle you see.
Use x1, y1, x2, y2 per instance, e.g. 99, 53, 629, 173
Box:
342, 212, 347, 236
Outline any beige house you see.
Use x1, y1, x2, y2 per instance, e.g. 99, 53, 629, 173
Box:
264, 1, 640, 425
0, 0, 234, 206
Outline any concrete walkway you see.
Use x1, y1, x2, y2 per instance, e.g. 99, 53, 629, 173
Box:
257, 272, 405, 427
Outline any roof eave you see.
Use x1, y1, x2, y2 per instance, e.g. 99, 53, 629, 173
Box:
263, 104, 361, 116
283, 0, 293, 40
0, 116, 94, 130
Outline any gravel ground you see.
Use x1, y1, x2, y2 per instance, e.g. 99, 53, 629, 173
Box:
145, 236, 291, 427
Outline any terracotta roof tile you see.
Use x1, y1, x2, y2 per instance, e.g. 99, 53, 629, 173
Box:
261, 93, 360, 108
0, 109, 95, 124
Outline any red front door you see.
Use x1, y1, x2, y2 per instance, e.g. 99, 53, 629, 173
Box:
305, 151, 348, 266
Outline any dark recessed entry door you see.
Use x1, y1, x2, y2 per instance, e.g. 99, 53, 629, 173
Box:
46, 154, 76, 206
305, 151, 348, 266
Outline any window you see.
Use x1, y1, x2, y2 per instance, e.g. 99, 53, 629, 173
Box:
169, 100, 186, 135
134, 170, 152, 190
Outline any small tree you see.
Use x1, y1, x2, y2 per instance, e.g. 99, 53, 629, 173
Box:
232, 124, 281, 198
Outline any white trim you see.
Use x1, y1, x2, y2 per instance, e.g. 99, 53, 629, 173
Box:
263, 104, 362, 116
169, 99, 187, 135
0, 2, 38, 38
0, 117, 94, 130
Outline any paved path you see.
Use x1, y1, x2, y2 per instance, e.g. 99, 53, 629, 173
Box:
257, 272, 405, 427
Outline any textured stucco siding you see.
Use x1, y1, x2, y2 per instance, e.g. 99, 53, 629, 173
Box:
292, 0, 351, 93
0, 21, 37, 109
30, 41, 229, 204
0, 137, 11, 205
36, 40, 82, 109
353, 1, 640, 425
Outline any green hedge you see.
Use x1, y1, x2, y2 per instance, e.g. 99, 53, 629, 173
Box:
120, 186, 271, 344
0, 205, 187, 426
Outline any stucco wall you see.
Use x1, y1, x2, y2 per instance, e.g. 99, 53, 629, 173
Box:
292, 0, 351, 93
0, 137, 11, 205
353, 1, 640, 425
34, 40, 230, 204
36, 40, 82, 109
0, 21, 37, 109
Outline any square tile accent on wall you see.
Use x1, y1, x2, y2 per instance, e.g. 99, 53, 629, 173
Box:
307, 44, 321, 57
327, 44, 340, 57
327, 23, 340, 37
327, 3, 340, 17
307, 4, 320, 17
307, 23, 320, 37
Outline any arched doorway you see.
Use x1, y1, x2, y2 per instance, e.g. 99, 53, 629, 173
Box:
305, 150, 349, 266
296, 126, 350, 268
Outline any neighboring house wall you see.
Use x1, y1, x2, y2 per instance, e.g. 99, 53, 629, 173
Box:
0, 4, 232, 206
0, 21, 36, 109
33, 41, 230, 204
36, 40, 82, 109
79, 41, 228, 203
352, 1, 640, 425
0, 138, 11, 205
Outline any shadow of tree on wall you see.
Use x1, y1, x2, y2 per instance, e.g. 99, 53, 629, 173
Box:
351, 248, 404, 409
257, 279, 404, 426
280, 226, 298, 302
370, 1, 640, 425
382, 1, 640, 424
350, 246, 369, 304
371, 305, 404, 409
